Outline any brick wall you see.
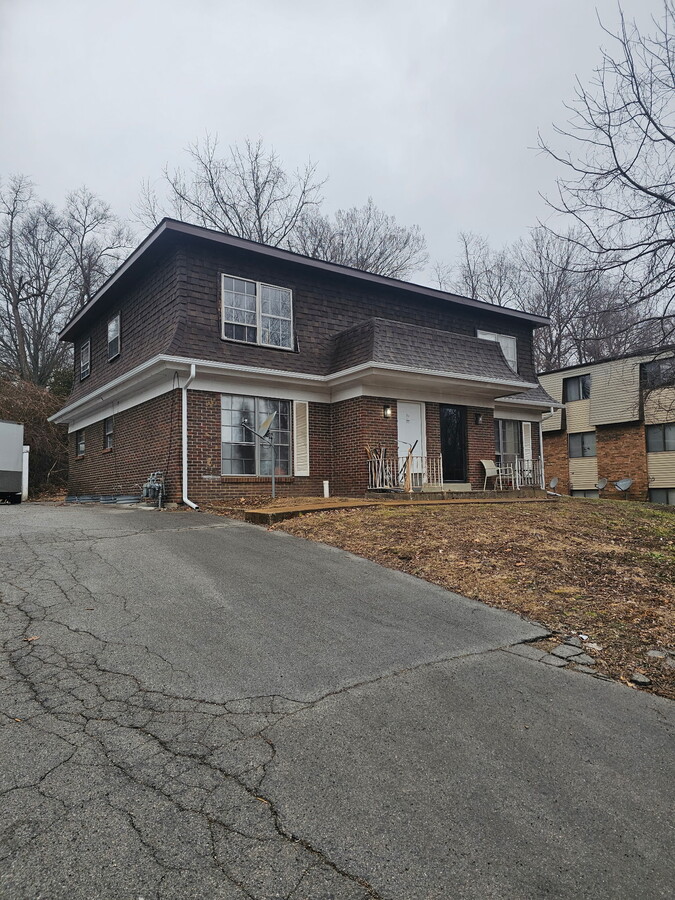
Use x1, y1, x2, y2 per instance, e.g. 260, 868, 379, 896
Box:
543, 422, 649, 500
330, 396, 398, 496
596, 422, 648, 500
68, 389, 529, 503
542, 431, 569, 494
68, 391, 181, 499
466, 407, 496, 487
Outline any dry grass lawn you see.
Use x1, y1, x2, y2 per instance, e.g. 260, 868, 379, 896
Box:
273, 498, 675, 699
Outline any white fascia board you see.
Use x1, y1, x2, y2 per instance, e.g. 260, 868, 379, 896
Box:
50, 352, 539, 427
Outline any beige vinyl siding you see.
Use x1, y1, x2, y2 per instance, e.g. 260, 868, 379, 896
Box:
569, 457, 598, 491
588, 357, 649, 425
647, 452, 675, 488
539, 372, 564, 431
565, 400, 592, 433
644, 386, 675, 425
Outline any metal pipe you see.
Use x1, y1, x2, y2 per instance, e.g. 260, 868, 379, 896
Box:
181, 364, 199, 510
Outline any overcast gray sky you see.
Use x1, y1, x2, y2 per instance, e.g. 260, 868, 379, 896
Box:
0, 0, 662, 279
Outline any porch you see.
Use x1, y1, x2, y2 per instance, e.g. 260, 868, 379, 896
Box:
367, 454, 545, 493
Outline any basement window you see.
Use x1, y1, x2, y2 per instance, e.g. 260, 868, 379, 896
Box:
649, 488, 675, 505
80, 340, 90, 380
108, 314, 120, 360
563, 374, 590, 402
221, 275, 293, 349
568, 431, 596, 458
646, 423, 675, 453
75, 429, 85, 457
221, 394, 291, 475
571, 489, 599, 499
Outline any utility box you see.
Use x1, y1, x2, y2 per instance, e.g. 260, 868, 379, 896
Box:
0, 420, 25, 504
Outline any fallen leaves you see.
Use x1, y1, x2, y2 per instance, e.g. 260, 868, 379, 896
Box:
277, 499, 675, 699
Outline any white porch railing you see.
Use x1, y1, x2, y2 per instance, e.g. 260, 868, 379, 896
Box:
368, 455, 443, 491
498, 457, 544, 489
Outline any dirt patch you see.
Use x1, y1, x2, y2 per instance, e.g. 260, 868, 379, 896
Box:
273, 498, 675, 699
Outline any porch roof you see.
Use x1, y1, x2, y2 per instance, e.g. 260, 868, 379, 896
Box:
330, 318, 532, 387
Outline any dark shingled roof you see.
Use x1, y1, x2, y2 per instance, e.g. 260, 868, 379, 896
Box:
498, 384, 562, 408
329, 318, 533, 386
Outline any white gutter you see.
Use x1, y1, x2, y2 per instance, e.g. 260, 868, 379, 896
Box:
182, 364, 198, 510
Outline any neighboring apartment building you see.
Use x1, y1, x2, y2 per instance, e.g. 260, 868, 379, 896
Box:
50, 219, 556, 505
539, 350, 675, 503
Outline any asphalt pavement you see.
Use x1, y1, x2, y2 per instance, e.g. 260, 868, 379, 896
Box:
0, 503, 672, 899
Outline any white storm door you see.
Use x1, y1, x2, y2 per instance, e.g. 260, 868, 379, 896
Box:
397, 402, 425, 483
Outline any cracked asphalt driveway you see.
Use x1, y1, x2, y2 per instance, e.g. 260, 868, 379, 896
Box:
1, 504, 673, 899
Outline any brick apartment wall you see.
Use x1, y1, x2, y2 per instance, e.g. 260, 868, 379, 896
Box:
466, 407, 496, 487
185, 392, 333, 504
330, 396, 398, 496
596, 422, 648, 500
68, 391, 181, 499
542, 432, 569, 494
543, 422, 649, 500
425, 403, 442, 462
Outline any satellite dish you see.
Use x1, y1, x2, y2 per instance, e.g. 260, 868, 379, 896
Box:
258, 411, 277, 437
596, 477, 608, 490
549, 477, 559, 489
613, 478, 633, 493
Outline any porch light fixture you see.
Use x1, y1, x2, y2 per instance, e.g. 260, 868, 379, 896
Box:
475, 413, 484, 425
383, 405, 392, 418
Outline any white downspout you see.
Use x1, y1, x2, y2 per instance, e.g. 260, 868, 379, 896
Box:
181, 364, 199, 509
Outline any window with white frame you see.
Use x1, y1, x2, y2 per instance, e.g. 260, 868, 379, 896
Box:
221, 394, 291, 476
75, 429, 85, 456
221, 275, 293, 349
80, 340, 90, 380
569, 431, 596, 458
108, 314, 120, 360
476, 330, 518, 372
103, 417, 114, 450
494, 419, 523, 464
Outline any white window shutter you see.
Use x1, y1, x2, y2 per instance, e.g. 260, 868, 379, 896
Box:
293, 401, 310, 476
522, 422, 532, 460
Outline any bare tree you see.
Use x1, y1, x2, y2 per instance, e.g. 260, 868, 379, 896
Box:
437, 226, 661, 371
137, 135, 326, 247
540, 1, 675, 343
435, 232, 521, 306
290, 198, 428, 279
56, 187, 133, 309
0, 176, 131, 385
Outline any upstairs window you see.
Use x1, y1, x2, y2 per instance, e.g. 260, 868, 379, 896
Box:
476, 331, 518, 372
642, 357, 675, 390
569, 431, 596, 458
108, 314, 120, 360
80, 340, 90, 380
646, 423, 675, 453
103, 417, 114, 450
221, 276, 293, 349
75, 429, 85, 457
563, 374, 590, 402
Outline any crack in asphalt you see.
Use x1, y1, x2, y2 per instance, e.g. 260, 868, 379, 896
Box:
0, 527, 384, 900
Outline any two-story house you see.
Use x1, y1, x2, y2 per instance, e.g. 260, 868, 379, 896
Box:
539, 350, 675, 503
50, 219, 556, 505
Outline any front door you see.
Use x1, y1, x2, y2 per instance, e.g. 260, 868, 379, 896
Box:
397, 402, 424, 485
440, 405, 467, 482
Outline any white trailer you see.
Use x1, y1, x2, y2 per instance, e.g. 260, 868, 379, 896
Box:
0, 420, 25, 504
